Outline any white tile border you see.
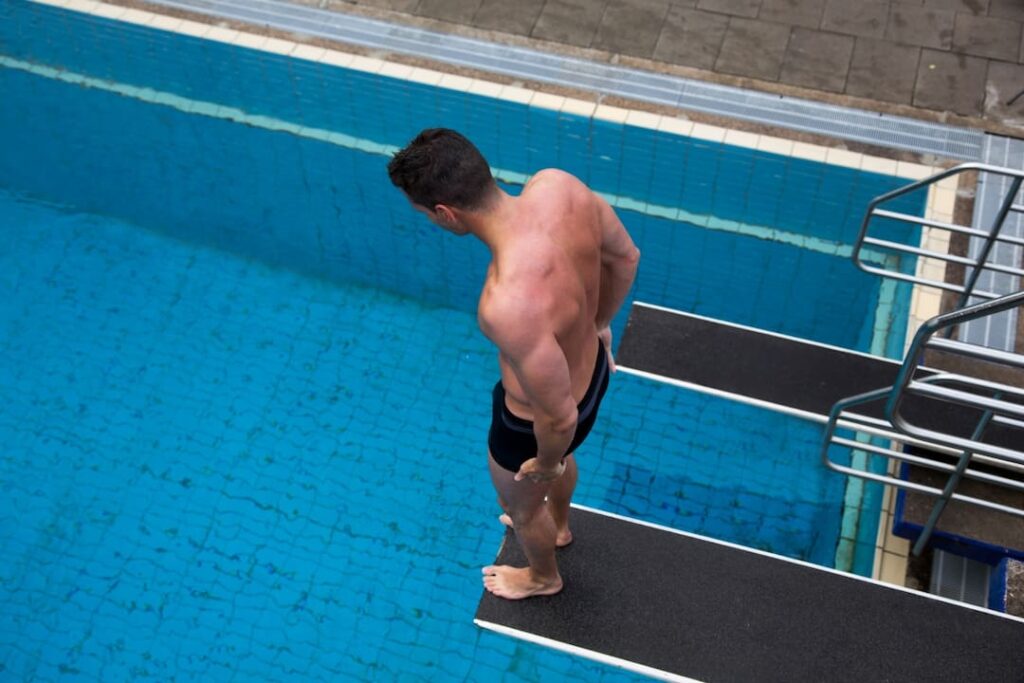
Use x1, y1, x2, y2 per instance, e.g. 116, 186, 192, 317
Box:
561, 97, 597, 118
658, 116, 694, 137
530, 91, 565, 112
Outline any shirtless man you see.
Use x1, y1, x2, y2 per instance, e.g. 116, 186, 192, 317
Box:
388, 129, 640, 600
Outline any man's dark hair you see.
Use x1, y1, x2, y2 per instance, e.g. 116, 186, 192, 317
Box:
387, 128, 496, 210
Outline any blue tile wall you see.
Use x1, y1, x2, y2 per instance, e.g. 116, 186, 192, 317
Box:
0, 0, 922, 355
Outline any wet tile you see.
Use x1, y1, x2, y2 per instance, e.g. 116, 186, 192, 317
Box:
532, 0, 608, 48
914, 48, 987, 116
923, 0, 989, 13
653, 7, 730, 69
697, 0, 762, 18
715, 17, 791, 80
953, 13, 1021, 61
780, 28, 854, 92
593, 0, 672, 58
846, 38, 920, 104
350, 0, 422, 11
984, 60, 1024, 123
886, 5, 955, 50
759, 0, 826, 29
821, 0, 889, 39
472, 0, 546, 34
989, 0, 1024, 21
416, 0, 484, 23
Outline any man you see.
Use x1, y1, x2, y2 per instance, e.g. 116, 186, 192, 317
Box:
388, 128, 640, 600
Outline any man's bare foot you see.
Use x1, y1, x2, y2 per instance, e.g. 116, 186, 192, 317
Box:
498, 513, 573, 547
482, 565, 563, 600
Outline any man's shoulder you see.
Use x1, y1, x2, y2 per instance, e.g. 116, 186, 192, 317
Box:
478, 279, 552, 344
527, 168, 588, 193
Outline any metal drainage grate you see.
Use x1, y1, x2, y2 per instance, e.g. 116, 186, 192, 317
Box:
140, 0, 985, 161
930, 549, 991, 608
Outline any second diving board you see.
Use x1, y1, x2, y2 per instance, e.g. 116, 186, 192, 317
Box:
616, 302, 1020, 449
616, 302, 905, 421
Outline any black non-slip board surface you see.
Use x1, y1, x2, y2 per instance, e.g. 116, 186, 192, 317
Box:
617, 305, 1021, 448
475, 508, 1024, 683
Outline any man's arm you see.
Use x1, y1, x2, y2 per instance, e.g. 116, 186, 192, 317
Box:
594, 193, 640, 330
480, 297, 578, 475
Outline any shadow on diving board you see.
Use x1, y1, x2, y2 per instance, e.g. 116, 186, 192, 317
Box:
475, 505, 1024, 682
615, 302, 1019, 448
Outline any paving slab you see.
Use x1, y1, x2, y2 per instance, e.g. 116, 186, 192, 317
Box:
758, 0, 826, 29
416, 0, 483, 23
593, 0, 671, 58
915, 47, 987, 116
886, 5, 955, 50
715, 16, 791, 80
846, 37, 921, 105
780, 27, 854, 92
471, 0, 545, 34
532, 0, 608, 48
652, 6, 729, 70
821, 0, 890, 39
953, 13, 1022, 61
984, 59, 1024, 125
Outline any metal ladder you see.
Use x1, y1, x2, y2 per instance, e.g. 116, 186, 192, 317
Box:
822, 163, 1024, 557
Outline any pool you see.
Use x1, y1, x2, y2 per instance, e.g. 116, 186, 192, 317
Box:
0, 1, 930, 680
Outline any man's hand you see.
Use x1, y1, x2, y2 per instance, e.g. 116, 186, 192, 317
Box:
598, 326, 616, 373
514, 457, 566, 483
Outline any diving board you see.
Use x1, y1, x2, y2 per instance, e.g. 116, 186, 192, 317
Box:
475, 505, 1024, 682
616, 302, 1021, 449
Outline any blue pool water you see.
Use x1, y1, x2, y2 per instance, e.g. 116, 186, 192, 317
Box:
0, 2, 927, 680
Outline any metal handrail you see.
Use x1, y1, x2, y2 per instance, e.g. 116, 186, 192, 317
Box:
822, 290, 1024, 556
853, 162, 1024, 310
825, 164, 1024, 558
886, 290, 1024, 424
819, 391, 1024, 521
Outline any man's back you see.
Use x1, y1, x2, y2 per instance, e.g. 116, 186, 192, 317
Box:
478, 169, 605, 420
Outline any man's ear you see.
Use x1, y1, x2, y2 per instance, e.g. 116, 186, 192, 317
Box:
434, 205, 456, 225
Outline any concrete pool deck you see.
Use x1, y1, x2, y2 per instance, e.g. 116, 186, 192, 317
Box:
287, 0, 1024, 137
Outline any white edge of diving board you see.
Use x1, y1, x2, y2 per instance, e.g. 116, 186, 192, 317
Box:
631, 300, 903, 365
472, 618, 705, 683
570, 503, 1024, 625
614, 365, 829, 424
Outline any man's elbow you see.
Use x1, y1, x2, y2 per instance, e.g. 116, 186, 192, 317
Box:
616, 246, 640, 276
539, 410, 579, 437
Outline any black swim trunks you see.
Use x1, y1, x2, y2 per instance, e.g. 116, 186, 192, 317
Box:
488, 339, 611, 473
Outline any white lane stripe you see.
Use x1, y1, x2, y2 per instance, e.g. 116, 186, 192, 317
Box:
614, 365, 828, 424
473, 619, 705, 683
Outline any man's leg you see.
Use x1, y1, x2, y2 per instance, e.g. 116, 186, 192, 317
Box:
546, 453, 577, 546
482, 452, 564, 600
497, 454, 576, 547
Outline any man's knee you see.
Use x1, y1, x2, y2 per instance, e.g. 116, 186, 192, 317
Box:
508, 500, 547, 528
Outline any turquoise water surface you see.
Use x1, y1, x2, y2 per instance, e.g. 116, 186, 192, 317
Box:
0, 2, 927, 680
